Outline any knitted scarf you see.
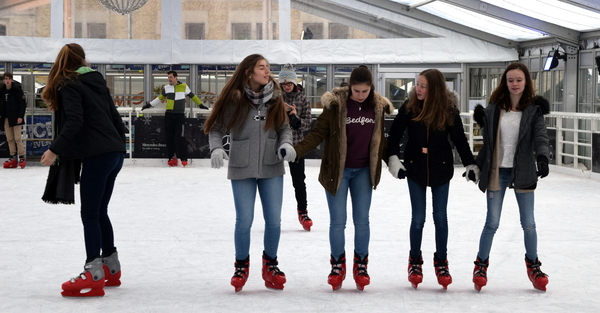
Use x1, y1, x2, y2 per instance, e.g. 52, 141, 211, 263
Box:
244, 81, 274, 107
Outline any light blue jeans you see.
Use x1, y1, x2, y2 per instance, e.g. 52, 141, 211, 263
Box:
406, 178, 450, 261
477, 167, 537, 261
231, 176, 283, 260
326, 167, 372, 260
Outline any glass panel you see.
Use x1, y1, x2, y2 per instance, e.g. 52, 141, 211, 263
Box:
540, 71, 552, 103
197, 65, 236, 109
469, 68, 485, 99
151, 65, 191, 108
579, 69, 593, 112
290, 8, 379, 40
181, 0, 278, 40
384, 78, 413, 110
0, 2, 50, 37
64, 0, 161, 39
301, 66, 327, 108
554, 70, 564, 112
105, 65, 146, 108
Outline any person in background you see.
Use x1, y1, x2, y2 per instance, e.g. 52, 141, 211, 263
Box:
471, 62, 550, 291
387, 68, 479, 290
41, 43, 126, 297
0, 72, 27, 169
204, 54, 295, 292
142, 71, 205, 167
294, 65, 392, 291
278, 64, 313, 231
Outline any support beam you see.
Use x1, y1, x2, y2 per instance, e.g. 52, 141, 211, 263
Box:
559, 0, 600, 14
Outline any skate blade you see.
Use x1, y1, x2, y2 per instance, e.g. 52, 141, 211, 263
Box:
474, 284, 482, 291
330, 283, 342, 291
410, 282, 419, 289
264, 282, 284, 290
355, 284, 365, 291
61, 288, 105, 297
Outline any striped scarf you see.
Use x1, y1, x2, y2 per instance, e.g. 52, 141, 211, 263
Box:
244, 81, 274, 107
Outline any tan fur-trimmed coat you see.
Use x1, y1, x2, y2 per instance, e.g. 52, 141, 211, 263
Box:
294, 87, 392, 196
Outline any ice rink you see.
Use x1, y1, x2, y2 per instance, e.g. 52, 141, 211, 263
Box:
1, 160, 599, 312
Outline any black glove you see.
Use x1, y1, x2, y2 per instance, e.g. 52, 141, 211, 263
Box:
141, 102, 152, 111
199, 104, 209, 109
536, 155, 549, 178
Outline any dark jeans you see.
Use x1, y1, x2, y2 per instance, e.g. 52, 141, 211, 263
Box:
80, 151, 124, 261
164, 113, 187, 161
288, 157, 307, 212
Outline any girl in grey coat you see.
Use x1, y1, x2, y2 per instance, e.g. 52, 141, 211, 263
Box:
204, 54, 294, 292
472, 62, 550, 292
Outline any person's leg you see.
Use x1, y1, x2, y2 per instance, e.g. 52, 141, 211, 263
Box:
174, 114, 188, 161
231, 178, 258, 260
407, 178, 427, 259
288, 157, 307, 212
326, 168, 351, 259
431, 182, 450, 260
477, 168, 511, 260
164, 113, 176, 160
80, 152, 124, 262
4, 119, 16, 156
13, 124, 25, 156
515, 190, 538, 261
97, 152, 124, 254
349, 167, 372, 259
257, 175, 283, 258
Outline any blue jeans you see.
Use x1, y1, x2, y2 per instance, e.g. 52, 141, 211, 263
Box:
325, 167, 372, 259
231, 176, 283, 260
477, 167, 537, 261
80, 151, 124, 261
407, 178, 450, 260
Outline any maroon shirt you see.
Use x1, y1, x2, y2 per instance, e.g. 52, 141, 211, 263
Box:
345, 98, 375, 168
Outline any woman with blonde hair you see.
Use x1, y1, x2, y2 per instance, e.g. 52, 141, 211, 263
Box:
204, 54, 294, 292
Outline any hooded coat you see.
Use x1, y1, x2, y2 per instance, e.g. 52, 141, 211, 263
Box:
294, 87, 392, 196
474, 96, 550, 192
49, 68, 126, 160
387, 90, 475, 187
0, 80, 27, 130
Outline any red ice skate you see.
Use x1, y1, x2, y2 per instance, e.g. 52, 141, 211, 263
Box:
262, 252, 286, 290
231, 257, 250, 292
353, 252, 370, 291
61, 258, 105, 297
408, 254, 423, 289
297, 209, 313, 231
167, 157, 178, 167
102, 251, 121, 287
434, 255, 452, 290
473, 257, 489, 291
19, 156, 26, 169
327, 253, 346, 291
181, 160, 188, 167
525, 256, 549, 291
3, 156, 17, 168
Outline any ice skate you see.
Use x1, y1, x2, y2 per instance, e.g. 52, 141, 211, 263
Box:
102, 250, 121, 287
434, 254, 452, 290
231, 256, 250, 292
327, 253, 346, 291
167, 157, 178, 167
3, 156, 17, 168
61, 257, 105, 297
262, 252, 286, 290
408, 254, 423, 289
473, 256, 489, 291
18, 156, 26, 169
181, 160, 188, 167
353, 252, 369, 291
525, 256, 549, 291
297, 209, 312, 231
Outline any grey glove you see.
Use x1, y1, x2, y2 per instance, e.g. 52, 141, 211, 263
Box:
277, 143, 297, 162
388, 155, 407, 179
211, 148, 229, 169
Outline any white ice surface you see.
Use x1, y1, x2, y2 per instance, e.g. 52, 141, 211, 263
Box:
1, 160, 599, 312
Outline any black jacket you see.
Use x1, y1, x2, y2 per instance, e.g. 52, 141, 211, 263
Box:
387, 91, 475, 187
49, 70, 126, 160
0, 81, 27, 129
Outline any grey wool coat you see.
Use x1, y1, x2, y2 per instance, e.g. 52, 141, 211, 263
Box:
208, 84, 293, 180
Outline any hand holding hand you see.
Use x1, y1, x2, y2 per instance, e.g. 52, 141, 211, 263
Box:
210, 148, 229, 169
388, 155, 407, 179
278, 143, 297, 162
463, 164, 480, 183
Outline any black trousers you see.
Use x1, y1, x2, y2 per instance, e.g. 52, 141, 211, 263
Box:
164, 113, 187, 161
288, 157, 307, 212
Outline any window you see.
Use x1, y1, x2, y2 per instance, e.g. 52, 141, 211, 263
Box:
186, 23, 205, 40
303, 23, 323, 40
329, 23, 349, 39
88, 23, 107, 39
74, 23, 83, 38
232, 23, 251, 40
0, 25, 6, 36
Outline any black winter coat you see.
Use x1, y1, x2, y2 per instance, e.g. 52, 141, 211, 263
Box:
387, 91, 475, 187
49, 70, 126, 160
0, 81, 27, 130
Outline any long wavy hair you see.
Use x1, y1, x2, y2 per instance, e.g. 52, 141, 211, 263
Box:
42, 43, 86, 111
489, 62, 535, 112
348, 65, 375, 109
406, 69, 453, 131
203, 54, 287, 133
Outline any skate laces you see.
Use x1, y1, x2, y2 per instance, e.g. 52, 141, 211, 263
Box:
354, 263, 368, 276
409, 263, 423, 276
69, 272, 88, 283
233, 267, 248, 278
527, 261, 548, 278
435, 260, 450, 277
298, 212, 311, 222
330, 264, 345, 276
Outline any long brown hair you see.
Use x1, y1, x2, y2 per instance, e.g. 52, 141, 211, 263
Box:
203, 54, 287, 133
489, 62, 535, 112
348, 65, 375, 108
42, 43, 86, 111
407, 69, 453, 131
